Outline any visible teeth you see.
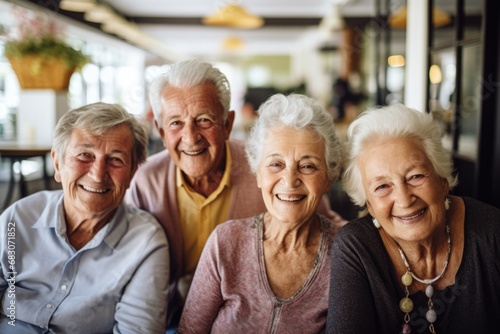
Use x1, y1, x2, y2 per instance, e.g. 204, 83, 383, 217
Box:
399, 210, 424, 220
82, 185, 107, 193
184, 149, 204, 156
277, 194, 305, 202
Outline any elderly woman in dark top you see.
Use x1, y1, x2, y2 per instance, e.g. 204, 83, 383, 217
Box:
178, 93, 345, 333
326, 104, 500, 334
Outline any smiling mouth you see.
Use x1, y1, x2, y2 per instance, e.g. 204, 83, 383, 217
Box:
183, 148, 206, 156
394, 209, 425, 220
276, 194, 306, 202
81, 185, 110, 194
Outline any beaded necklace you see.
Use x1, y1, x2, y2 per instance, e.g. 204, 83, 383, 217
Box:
396, 223, 451, 334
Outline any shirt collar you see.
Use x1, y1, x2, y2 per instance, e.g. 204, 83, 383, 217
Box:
32, 192, 127, 250
176, 141, 233, 189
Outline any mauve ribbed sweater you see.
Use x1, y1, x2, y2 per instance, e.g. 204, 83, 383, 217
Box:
178, 214, 339, 334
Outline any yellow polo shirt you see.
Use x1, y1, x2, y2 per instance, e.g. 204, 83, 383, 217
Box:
176, 142, 232, 276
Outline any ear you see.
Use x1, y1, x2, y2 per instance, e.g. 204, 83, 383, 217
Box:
224, 111, 236, 139
51, 149, 61, 183
256, 171, 262, 189
442, 177, 450, 194
155, 119, 164, 137
366, 200, 375, 217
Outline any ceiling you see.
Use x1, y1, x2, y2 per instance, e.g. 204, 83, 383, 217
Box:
11, 0, 470, 63
109, 0, 376, 60
14, 0, 379, 62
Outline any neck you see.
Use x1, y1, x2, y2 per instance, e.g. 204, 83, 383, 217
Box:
396, 222, 451, 283
65, 212, 112, 250
183, 170, 224, 197
263, 213, 321, 250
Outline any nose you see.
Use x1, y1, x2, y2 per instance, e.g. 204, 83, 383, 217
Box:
181, 121, 201, 145
281, 169, 301, 188
88, 158, 108, 182
393, 183, 414, 208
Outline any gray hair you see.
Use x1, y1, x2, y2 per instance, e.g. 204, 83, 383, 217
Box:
52, 102, 149, 167
149, 59, 231, 125
342, 103, 458, 208
245, 93, 342, 182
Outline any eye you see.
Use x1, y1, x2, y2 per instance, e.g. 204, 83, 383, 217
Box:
300, 163, 318, 175
169, 120, 181, 128
372, 183, 392, 197
77, 152, 94, 161
267, 161, 284, 171
109, 157, 126, 167
197, 117, 214, 129
407, 174, 427, 186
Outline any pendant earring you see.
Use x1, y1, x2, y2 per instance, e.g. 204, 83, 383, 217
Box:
372, 218, 381, 229
445, 197, 450, 210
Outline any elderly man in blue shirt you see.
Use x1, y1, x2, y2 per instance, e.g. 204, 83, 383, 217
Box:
0, 102, 169, 333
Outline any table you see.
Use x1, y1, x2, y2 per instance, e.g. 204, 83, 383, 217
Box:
0, 143, 53, 211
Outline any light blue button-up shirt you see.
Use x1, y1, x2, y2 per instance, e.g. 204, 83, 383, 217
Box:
0, 190, 169, 333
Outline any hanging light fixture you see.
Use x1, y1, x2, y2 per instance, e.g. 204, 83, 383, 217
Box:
389, 5, 452, 29
202, 3, 264, 29
59, 0, 95, 12
222, 35, 245, 51
84, 4, 116, 23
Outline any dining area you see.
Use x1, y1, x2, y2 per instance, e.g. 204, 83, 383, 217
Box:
0, 142, 57, 212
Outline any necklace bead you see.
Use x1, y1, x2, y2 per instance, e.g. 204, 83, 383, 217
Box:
401, 272, 413, 286
400, 297, 414, 313
426, 309, 437, 323
401, 322, 412, 334
425, 284, 434, 298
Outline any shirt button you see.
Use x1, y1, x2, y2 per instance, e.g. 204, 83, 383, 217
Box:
46, 304, 53, 309
61, 285, 67, 291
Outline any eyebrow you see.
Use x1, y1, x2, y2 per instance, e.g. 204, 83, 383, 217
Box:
76, 144, 129, 156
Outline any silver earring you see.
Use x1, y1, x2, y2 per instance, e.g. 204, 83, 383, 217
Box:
372, 218, 381, 229
445, 197, 450, 210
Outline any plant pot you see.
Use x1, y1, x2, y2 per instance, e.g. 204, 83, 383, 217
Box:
8, 55, 76, 91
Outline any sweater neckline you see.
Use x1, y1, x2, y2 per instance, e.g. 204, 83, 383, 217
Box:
254, 213, 327, 303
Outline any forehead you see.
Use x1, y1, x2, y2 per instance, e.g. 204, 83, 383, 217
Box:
360, 136, 431, 173
263, 126, 325, 156
161, 83, 223, 115
66, 125, 133, 151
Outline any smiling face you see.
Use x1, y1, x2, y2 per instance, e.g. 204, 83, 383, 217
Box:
256, 126, 331, 226
52, 125, 136, 220
156, 83, 234, 183
360, 136, 449, 243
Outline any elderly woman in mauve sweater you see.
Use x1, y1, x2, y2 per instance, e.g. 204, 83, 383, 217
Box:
177, 93, 346, 333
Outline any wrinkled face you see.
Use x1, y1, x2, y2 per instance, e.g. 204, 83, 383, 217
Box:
156, 83, 234, 181
53, 125, 136, 218
360, 136, 449, 243
256, 126, 330, 225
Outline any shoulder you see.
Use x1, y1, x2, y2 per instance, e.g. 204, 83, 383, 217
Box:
209, 216, 258, 249
463, 197, 500, 218
214, 216, 257, 236
134, 150, 172, 176
1, 190, 61, 219
228, 138, 250, 166
125, 205, 164, 231
462, 197, 500, 240
332, 216, 384, 254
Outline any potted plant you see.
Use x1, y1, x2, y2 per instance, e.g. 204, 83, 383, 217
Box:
4, 7, 90, 90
